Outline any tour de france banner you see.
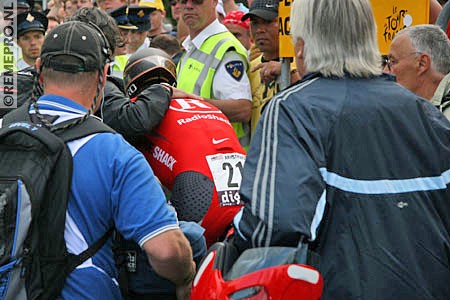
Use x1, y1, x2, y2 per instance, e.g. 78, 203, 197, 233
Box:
370, 0, 429, 55
279, 0, 294, 58
279, 0, 429, 58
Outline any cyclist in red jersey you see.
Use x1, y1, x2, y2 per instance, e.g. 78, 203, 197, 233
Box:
124, 47, 246, 247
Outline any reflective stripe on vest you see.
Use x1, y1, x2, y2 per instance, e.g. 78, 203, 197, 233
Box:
177, 31, 250, 150
177, 31, 248, 98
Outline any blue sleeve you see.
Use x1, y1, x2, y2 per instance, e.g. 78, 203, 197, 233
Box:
109, 137, 179, 245
73, 133, 179, 246
236, 88, 328, 248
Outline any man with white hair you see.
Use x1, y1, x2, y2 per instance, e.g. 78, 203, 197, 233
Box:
232, 0, 450, 299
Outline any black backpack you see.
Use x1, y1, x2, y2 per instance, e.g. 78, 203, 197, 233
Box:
0, 103, 115, 300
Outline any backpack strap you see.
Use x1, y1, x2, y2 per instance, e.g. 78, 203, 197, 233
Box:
2, 101, 115, 140
65, 228, 115, 276
55, 116, 115, 142
2, 99, 33, 125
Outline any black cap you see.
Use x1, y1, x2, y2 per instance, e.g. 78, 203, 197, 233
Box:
40, 21, 110, 73
108, 5, 138, 30
17, 11, 48, 36
242, 0, 278, 21
128, 6, 155, 32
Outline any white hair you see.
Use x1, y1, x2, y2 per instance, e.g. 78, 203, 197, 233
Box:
290, 0, 382, 77
396, 24, 450, 75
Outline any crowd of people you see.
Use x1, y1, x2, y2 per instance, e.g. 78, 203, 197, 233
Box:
1, 0, 450, 299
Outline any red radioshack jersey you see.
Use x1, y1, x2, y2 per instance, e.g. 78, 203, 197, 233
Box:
136, 98, 246, 246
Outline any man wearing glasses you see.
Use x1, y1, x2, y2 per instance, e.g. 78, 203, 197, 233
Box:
384, 24, 450, 120
176, 0, 253, 150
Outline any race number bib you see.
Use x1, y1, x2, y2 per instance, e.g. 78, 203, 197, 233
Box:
206, 153, 245, 206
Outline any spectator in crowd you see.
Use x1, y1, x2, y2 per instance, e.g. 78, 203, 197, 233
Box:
16, 10, 48, 70
233, 0, 450, 299
96, 0, 126, 11
139, 0, 171, 38
223, 10, 253, 51
242, 0, 299, 134
177, 0, 252, 150
46, 0, 69, 23
127, 6, 153, 54
64, 0, 78, 17
222, 0, 249, 13
384, 24, 450, 120
31, 20, 196, 300
46, 15, 61, 33
151, 33, 184, 65
431, 0, 443, 24
17, 0, 32, 13
216, 0, 226, 23
169, 0, 189, 42
77, 0, 95, 8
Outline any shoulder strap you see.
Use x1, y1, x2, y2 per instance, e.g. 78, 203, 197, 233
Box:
2, 100, 33, 125
65, 228, 115, 276
2, 101, 115, 141
55, 116, 115, 142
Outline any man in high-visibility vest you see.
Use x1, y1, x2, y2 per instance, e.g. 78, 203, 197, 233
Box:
176, 0, 252, 150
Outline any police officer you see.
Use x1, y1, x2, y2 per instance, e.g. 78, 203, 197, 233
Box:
16, 10, 48, 70
0, 0, 34, 71
108, 4, 138, 77
176, 0, 252, 150
127, 6, 154, 54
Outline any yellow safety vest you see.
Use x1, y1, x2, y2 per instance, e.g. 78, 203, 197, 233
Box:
110, 54, 128, 78
177, 31, 251, 150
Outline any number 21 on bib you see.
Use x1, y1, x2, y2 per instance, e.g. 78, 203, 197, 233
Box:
206, 153, 245, 206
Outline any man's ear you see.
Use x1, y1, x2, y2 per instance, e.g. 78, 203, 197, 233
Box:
295, 38, 305, 61
36, 57, 41, 70
102, 63, 110, 87
417, 53, 431, 75
35, 57, 44, 84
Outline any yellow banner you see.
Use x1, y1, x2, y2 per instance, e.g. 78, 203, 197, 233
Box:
279, 0, 295, 58
371, 0, 429, 55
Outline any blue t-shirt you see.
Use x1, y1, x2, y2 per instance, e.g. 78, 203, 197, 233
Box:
32, 95, 179, 299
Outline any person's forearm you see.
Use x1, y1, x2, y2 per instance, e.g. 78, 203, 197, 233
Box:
203, 98, 251, 122
222, 0, 239, 14
102, 82, 170, 135
145, 231, 196, 286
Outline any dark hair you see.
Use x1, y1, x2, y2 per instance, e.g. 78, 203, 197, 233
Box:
150, 33, 181, 57
47, 15, 61, 24
66, 7, 123, 54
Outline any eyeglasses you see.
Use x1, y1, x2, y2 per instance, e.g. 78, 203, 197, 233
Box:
177, 0, 205, 5
382, 51, 422, 71
169, 0, 177, 5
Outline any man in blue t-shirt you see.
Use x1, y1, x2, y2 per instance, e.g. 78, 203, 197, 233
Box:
29, 21, 196, 300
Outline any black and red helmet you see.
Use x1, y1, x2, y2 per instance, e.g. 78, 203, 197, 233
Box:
123, 47, 177, 98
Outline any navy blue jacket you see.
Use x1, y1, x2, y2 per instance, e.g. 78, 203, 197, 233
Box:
235, 73, 450, 299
